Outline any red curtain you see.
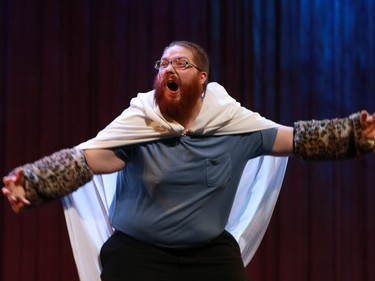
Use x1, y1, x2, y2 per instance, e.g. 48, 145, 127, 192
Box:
1, 1, 374, 281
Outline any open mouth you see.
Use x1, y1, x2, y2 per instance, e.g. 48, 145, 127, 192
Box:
167, 81, 179, 92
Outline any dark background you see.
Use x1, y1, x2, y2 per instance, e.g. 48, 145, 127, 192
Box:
1, 1, 374, 280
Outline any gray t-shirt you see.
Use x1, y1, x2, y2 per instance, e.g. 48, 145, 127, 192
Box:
110, 128, 278, 248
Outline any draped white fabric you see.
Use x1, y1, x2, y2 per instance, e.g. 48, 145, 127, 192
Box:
76, 83, 281, 149
63, 174, 117, 281
61, 82, 288, 280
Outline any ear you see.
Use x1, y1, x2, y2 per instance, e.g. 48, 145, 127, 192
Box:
199, 71, 208, 85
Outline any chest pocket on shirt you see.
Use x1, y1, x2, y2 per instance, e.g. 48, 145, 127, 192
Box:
205, 154, 232, 187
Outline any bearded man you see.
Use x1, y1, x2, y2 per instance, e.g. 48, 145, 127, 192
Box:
154, 41, 209, 133
3, 41, 375, 281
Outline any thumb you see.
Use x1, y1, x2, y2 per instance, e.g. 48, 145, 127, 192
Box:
14, 168, 25, 186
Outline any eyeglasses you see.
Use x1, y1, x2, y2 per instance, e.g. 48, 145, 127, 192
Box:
154, 58, 200, 70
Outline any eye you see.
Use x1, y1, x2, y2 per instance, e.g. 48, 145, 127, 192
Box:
159, 60, 169, 68
176, 59, 188, 68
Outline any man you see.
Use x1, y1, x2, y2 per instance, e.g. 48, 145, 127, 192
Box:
3, 41, 375, 281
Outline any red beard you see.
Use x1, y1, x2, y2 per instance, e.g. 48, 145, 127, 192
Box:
154, 73, 203, 120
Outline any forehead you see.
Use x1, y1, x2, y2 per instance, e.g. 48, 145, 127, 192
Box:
161, 45, 193, 60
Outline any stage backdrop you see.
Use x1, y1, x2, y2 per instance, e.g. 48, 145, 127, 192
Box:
1, 1, 374, 280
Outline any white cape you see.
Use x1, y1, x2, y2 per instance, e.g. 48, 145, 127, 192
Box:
62, 82, 288, 281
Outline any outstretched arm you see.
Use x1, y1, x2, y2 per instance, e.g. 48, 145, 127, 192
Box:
2, 147, 125, 212
271, 110, 375, 159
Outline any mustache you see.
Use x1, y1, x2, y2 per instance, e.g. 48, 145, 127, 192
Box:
154, 73, 181, 94
157, 73, 179, 85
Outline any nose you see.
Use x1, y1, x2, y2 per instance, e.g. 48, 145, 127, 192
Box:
163, 62, 176, 74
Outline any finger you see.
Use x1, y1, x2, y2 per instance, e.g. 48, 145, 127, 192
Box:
9, 195, 18, 202
7, 194, 30, 207
19, 197, 30, 205
360, 111, 375, 130
8, 190, 30, 205
2, 183, 30, 205
10, 202, 23, 213
8, 195, 30, 206
2, 187, 10, 196
367, 114, 375, 123
360, 111, 369, 126
3, 179, 16, 190
2, 176, 16, 185
14, 168, 25, 185
1, 188, 16, 199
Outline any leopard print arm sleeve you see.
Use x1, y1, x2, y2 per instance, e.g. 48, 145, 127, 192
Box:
8, 147, 94, 210
293, 112, 375, 160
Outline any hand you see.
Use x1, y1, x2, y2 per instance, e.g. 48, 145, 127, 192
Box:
360, 110, 375, 140
2, 168, 30, 212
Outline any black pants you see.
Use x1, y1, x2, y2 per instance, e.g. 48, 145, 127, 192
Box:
99, 231, 248, 281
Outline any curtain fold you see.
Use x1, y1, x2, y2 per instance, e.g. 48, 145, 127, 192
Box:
1, 1, 374, 280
